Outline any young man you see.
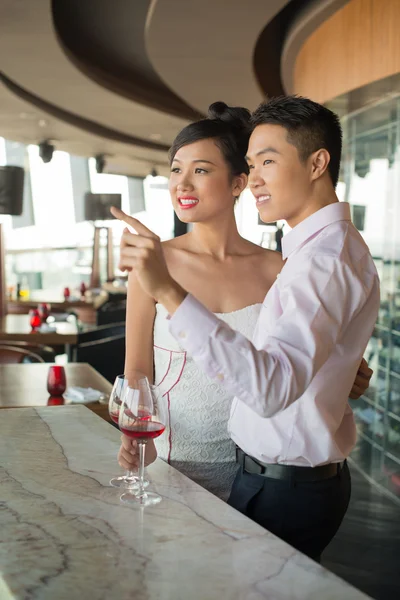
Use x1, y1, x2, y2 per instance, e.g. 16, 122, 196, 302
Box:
112, 96, 380, 562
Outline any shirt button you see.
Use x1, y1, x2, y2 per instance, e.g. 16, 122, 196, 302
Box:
179, 331, 187, 339
216, 373, 224, 382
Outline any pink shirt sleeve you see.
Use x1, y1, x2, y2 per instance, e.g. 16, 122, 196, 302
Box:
169, 256, 371, 418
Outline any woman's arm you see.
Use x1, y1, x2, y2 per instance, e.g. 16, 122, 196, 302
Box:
124, 270, 156, 382
118, 270, 158, 470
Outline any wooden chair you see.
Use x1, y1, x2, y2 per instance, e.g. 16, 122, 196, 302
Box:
0, 344, 45, 364
2, 341, 56, 363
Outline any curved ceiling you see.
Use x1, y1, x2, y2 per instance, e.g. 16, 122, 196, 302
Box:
280, 0, 350, 95
0, 0, 190, 175
291, 0, 400, 104
52, 0, 202, 121
146, 0, 290, 114
0, 0, 353, 180
0, 78, 171, 178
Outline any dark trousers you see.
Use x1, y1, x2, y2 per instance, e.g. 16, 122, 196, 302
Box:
227, 461, 351, 562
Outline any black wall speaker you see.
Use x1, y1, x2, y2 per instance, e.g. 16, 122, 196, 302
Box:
0, 166, 25, 216
84, 193, 122, 221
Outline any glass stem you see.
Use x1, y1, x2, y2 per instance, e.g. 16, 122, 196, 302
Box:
138, 441, 146, 498
124, 469, 136, 490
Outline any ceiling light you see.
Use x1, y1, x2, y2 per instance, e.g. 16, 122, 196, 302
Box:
149, 133, 161, 140
19, 112, 36, 120
39, 140, 55, 163
38, 119, 47, 128
95, 154, 106, 173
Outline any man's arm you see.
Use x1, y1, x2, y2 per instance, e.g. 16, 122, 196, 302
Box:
167, 256, 369, 418
109, 208, 373, 417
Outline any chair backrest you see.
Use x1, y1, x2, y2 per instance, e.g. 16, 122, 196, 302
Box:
76, 322, 125, 344
96, 300, 126, 326
73, 334, 125, 383
106, 292, 127, 303
2, 341, 56, 363
0, 345, 45, 364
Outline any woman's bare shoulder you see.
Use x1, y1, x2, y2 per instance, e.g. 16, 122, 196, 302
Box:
161, 234, 192, 252
162, 233, 192, 247
245, 242, 284, 277
161, 235, 195, 264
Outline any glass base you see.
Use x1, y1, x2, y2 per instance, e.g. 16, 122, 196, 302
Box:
120, 490, 162, 506
109, 475, 149, 489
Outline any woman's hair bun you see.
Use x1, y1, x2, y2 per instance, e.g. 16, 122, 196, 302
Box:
208, 101, 251, 132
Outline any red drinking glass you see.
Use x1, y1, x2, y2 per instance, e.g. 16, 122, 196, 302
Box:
29, 309, 42, 330
79, 282, 87, 297
47, 396, 65, 406
38, 303, 50, 321
63, 287, 70, 300
47, 366, 67, 396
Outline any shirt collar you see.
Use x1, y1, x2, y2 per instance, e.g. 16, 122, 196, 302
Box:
281, 202, 351, 260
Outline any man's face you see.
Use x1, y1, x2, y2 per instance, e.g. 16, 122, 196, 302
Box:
246, 124, 313, 227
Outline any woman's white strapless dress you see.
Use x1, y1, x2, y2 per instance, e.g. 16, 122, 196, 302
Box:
153, 302, 262, 501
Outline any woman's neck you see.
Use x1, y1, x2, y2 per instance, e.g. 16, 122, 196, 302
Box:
188, 211, 243, 260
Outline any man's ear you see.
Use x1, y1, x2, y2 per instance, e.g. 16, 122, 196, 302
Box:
310, 149, 330, 181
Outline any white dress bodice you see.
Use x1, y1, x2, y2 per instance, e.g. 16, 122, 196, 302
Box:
153, 302, 262, 500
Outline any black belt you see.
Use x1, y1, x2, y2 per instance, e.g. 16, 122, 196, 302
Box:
236, 448, 344, 482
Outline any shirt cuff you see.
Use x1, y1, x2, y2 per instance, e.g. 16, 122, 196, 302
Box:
169, 294, 220, 355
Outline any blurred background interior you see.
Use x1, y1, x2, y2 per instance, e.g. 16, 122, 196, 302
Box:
1, 1, 400, 597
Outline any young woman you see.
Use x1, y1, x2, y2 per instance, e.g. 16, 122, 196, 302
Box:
118, 102, 370, 500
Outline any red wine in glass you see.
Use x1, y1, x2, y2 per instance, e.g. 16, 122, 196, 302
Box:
47, 366, 67, 396
110, 412, 120, 425
120, 421, 165, 441
63, 287, 70, 300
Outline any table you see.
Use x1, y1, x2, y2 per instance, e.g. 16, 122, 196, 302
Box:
102, 281, 127, 294
0, 405, 371, 600
0, 313, 79, 346
0, 363, 112, 422
7, 290, 108, 324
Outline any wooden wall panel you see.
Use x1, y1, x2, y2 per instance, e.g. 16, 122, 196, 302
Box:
293, 0, 400, 103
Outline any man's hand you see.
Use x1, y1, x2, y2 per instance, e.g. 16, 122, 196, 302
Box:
349, 357, 373, 399
110, 206, 186, 312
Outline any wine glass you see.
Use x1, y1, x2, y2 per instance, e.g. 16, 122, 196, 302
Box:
119, 373, 165, 506
108, 374, 149, 489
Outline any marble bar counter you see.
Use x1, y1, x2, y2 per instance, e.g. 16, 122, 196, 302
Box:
0, 406, 371, 600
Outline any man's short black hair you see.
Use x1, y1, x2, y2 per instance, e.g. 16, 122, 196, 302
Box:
251, 96, 342, 187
